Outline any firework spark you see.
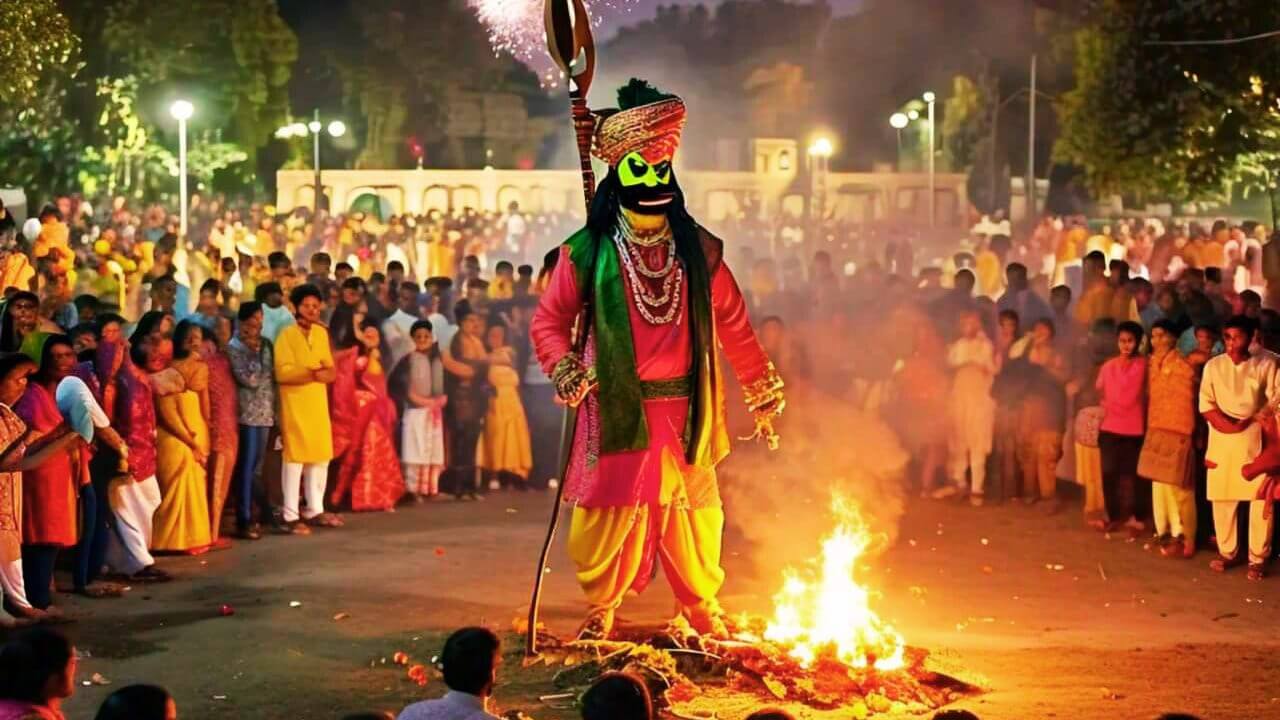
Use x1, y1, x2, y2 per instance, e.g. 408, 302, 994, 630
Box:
467, 0, 640, 87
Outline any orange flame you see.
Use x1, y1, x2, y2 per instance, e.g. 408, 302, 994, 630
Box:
763, 494, 905, 670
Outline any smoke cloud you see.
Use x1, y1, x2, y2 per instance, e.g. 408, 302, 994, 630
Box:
719, 382, 910, 590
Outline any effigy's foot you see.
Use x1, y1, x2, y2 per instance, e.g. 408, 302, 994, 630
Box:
575, 606, 615, 641
680, 600, 729, 640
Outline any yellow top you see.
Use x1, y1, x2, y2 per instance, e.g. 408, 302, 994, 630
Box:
274, 323, 335, 463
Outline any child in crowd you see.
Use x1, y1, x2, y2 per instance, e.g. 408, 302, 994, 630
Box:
394, 320, 446, 502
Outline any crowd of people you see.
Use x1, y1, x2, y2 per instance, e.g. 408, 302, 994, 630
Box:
0, 194, 572, 627
0, 188, 1267, 717
751, 213, 1280, 584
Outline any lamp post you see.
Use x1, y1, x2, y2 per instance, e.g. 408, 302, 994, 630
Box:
290, 110, 347, 216
923, 90, 936, 227
169, 100, 194, 239
807, 136, 834, 248
889, 112, 909, 168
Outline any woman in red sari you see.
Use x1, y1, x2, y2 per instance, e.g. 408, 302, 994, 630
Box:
329, 308, 403, 512
15, 334, 84, 612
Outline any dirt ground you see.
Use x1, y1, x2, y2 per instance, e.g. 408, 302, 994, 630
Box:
30, 486, 1280, 720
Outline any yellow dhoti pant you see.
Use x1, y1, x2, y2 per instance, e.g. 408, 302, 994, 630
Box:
1076, 442, 1106, 520
567, 503, 725, 612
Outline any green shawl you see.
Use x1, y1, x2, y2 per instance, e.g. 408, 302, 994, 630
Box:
565, 225, 728, 469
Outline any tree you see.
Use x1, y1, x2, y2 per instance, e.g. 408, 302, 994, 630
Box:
1054, 0, 1280, 216
0, 0, 85, 203
0, 0, 79, 113
103, 0, 298, 161
943, 75, 987, 171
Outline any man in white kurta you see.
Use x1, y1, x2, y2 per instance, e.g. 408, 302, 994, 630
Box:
382, 281, 422, 369
1199, 317, 1280, 574
938, 309, 996, 503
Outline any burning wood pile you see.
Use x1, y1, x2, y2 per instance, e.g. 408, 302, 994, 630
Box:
524, 495, 981, 717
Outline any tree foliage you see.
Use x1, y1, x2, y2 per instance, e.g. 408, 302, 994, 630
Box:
943, 75, 987, 171
0, 0, 79, 113
1054, 0, 1280, 203
103, 0, 298, 161
285, 0, 543, 169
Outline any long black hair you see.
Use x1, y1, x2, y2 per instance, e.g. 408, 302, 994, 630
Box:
586, 167, 709, 288
171, 319, 203, 360
586, 168, 716, 464
0, 291, 38, 353
132, 310, 167, 342
329, 302, 361, 350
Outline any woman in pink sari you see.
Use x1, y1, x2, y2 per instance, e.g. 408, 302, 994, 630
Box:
329, 307, 403, 512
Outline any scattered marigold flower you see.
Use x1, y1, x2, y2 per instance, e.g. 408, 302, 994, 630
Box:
393, 652, 410, 666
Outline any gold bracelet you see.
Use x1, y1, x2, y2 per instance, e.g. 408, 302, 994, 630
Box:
743, 361, 785, 415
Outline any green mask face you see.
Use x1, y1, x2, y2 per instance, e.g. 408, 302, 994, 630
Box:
617, 152, 673, 188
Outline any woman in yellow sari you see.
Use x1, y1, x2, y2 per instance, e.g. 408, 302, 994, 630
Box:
147, 337, 211, 554
480, 322, 531, 489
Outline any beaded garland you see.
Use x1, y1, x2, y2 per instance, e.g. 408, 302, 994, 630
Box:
613, 226, 684, 326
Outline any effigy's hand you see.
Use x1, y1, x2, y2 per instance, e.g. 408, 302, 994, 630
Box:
740, 363, 785, 450
551, 353, 596, 408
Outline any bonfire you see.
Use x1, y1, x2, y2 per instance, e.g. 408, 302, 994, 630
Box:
524, 494, 980, 717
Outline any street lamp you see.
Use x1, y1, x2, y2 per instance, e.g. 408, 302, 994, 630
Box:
169, 100, 194, 239
807, 135, 834, 227
807, 136, 834, 159
279, 110, 348, 215
923, 90, 936, 227
889, 112, 909, 165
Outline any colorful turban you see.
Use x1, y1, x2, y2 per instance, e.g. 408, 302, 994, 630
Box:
592, 97, 687, 166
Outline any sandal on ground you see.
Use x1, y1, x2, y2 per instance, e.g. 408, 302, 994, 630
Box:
1087, 519, 1109, 531
74, 583, 123, 599
1247, 563, 1267, 581
132, 566, 173, 583
287, 521, 312, 535
306, 512, 344, 528
1209, 555, 1246, 573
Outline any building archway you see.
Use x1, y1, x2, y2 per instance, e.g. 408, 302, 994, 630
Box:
345, 185, 405, 217
293, 184, 332, 213
451, 186, 482, 212
496, 185, 525, 212
422, 185, 450, 213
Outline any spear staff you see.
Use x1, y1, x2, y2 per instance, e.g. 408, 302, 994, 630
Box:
526, 0, 597, 658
